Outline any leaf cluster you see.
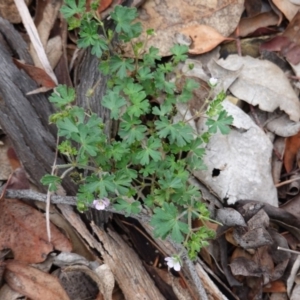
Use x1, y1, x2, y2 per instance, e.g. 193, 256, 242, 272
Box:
43, 3, 233, 260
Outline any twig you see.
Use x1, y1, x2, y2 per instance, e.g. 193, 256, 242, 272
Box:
46, 135, 60, 242
1, 187, 209, 299
277, 246, 300, 255
234, 26, 242, 56
0, 173, 13, 200
275, 177, 300, 187
0, 187, 151, 222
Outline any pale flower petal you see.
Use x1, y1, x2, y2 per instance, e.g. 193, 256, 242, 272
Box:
173, 261, 181, 271
165, 256, 181, 271
102, 197, 110, 207
93, 198, 110, 210
209, 77, 218, 86
165, 257, 173, 269
94, 201, 105, 210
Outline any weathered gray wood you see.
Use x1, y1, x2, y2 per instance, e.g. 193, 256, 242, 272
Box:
74, 46, 114, 225
0, 18, 32, 64
0, 20, 76, 194
57, 204, 166, 300
75, 48, 112, 137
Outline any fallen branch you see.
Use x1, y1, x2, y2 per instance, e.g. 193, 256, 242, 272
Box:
1, 187, 212, 299
1, 187, 150, 221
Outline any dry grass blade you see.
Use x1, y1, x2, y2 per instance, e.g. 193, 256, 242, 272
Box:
13, 0, 57, 85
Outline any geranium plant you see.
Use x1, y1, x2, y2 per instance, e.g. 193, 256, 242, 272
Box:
41, 1, 233, 262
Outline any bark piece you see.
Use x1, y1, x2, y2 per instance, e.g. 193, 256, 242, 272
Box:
58, 204, 165, 300
0, 19, 76, 194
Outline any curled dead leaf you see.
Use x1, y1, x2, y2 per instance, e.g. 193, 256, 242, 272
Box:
13, 59, 56, 88
0, 199, 72, 263
284, 131, 300, 173
238, 11, 279, 38
5, 260, 70, 300
272, 0, 300, 21
217, 55, 300, 122
180, 25, 234, 55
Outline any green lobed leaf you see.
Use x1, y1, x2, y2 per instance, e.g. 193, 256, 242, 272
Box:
206, 110, 233, 134
170, 44, 188, 63
107, 141, 130, 161
119, 114, 147, 144
78, 20, 101, 50
40, 175, 62, 192
91, 37, 109, 58
110, 6, 141, 39
143, 46, 161, 67
135, 136, 162, 165
155, 117, 194, 147
114, 198, 141, 217
57, 117, 79, 138
102, 88, 127, 120
60, 0, 85, 19
110, 55, 135, 79
84, 174, 116, 198
151, 203, 189, 243
49, 85, 75, 109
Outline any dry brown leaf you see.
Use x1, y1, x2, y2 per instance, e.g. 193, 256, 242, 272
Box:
13, 59, 57, 88
216, 208, 246, 227
6, 169, 30, 190
95, 264, 115, 300
0, 199, 72, 263
180, 25, 233, 55
233, 227, 273, 249
46, 36, 63, 69
225, 228, 239, 247
229, 257, 265, 278
86, 0, 112, 13
217, 55, 300, 122
254, 246, 275, 276
263, 280, 287, 293
0, 141, 13, 181
280, 11, 300, 64
6, 148, 21, 171
49, 211, 95, 261
244, 0, 262, 17
284, 131, 300, 172
272, 0, 300, 21
123, 0, 244, 56
0, 283, 23, 299
261, 12, 300, 65
238, 11, 279, 37
34, 0, 62, 48
281, 192, 300, 218
0, 0, 30, 23
33, 1, 63, 71
5, 260, 70, 300
230, 247, 253, 262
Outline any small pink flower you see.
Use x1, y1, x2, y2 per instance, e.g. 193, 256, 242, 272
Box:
93, 198, 110, 210
165, 256, 181, 271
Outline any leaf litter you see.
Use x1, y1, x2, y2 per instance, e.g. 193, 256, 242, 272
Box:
2, 0, 300, 299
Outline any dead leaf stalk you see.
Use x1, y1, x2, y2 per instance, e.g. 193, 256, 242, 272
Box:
277, 246, 300, 255
275, 177, 300, 187
46, 135, 60, 242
